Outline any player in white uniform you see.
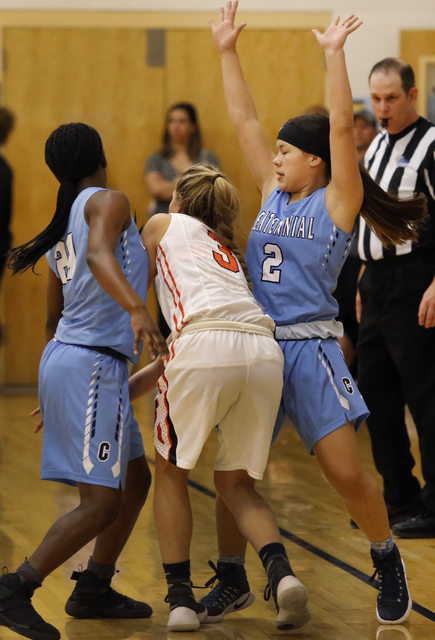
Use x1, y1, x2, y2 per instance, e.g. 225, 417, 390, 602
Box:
130, 163, 311, 632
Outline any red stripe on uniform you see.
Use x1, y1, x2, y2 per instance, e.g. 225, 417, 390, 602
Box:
158, 245, 186, 328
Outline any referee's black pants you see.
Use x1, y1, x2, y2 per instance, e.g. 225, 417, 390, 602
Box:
357, 253, 435, 516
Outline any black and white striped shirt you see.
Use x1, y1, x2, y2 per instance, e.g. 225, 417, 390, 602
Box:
358, 117, 435, 262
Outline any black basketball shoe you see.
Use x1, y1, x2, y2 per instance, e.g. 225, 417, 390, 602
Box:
65, 569, 152, 619
0, 572, 60, 640
370, 544, 412, 624
200, 561, 255, 622
263, 554, 311, 630
165, 578, 207, 631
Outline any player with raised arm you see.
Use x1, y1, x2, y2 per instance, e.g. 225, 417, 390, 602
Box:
204, 3, 426, 626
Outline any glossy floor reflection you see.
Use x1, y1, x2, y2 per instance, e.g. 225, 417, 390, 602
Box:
0, 393, 434, 640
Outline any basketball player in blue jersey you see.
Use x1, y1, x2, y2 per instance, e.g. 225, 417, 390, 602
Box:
1, 123, 168, 640
205, 2, 427, 627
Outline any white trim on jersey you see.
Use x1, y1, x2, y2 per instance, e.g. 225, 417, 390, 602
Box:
83, 356, 100, 475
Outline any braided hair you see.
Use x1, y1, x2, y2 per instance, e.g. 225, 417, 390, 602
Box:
9, 122, 105, 274
174, 164, 252, 287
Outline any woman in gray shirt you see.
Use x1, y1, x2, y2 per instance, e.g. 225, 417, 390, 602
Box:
145, 103, 220, 215
145, 103, 219, 335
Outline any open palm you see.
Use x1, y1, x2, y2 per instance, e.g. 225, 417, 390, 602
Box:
313, 15, 362, 51
209, 1, 247, 53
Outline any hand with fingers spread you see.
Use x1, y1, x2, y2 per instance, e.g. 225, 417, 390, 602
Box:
30, 406, 44, 433
312, 14, 362, 51
209, 1, 247, 53
131, 305, 169, 360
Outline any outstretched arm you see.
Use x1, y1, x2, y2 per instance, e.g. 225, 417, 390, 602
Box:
210, 1, 276, 200
313, 15, 364, 232
129, 357, 165, 400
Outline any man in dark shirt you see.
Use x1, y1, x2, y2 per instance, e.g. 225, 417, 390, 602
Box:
357, 58, 435, 537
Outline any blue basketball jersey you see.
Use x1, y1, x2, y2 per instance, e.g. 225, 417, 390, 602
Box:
245, 187, 354, 326
46, 186, 149, 363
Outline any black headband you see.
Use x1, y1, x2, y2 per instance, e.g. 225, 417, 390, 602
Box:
277, 121, 331, 165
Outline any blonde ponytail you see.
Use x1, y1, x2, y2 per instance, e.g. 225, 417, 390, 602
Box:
174, 164, 252, 287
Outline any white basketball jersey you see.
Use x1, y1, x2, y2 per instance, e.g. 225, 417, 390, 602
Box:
155, 213, 274, 337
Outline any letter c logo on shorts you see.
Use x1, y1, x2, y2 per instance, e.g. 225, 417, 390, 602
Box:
342, 377, 354, 395
98, 441, 111, 462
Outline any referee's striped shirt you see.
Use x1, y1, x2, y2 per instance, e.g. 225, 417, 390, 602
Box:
358, 117, 435, 263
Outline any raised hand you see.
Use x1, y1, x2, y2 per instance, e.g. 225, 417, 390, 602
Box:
209, 1, 247, 53
312, 15, 362, 51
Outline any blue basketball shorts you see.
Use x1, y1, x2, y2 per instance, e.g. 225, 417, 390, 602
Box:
38, 340, 145, 489
272, 337, 369, 454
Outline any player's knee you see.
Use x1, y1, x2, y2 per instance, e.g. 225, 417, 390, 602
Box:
214, 470, 255, 503
99, 499, 122, 529
328, 465, 366, 498
125, 457, 152, 506
81, 490, 122, 531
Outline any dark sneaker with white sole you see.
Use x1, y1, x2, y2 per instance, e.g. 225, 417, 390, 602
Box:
166, 579, 207, 631
200, 561, 255, 622
264, 555, 311, 630
370, 544, 412, 625
65, 569, 152, 619
0, 572, 60, 640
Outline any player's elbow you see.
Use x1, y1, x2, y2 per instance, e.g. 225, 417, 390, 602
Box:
86, 250, 105, 274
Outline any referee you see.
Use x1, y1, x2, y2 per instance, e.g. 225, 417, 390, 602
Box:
357, 58, 435, 538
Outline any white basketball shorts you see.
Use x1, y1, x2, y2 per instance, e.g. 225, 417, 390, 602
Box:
154, 329, 284, 480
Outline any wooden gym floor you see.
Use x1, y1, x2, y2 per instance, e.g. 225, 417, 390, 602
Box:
0, 390, 434, 640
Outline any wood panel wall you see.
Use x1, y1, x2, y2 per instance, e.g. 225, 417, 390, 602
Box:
401, 30, 435, 115
0, 12, 328, 385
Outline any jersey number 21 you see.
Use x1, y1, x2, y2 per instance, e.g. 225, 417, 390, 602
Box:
55, 233, 77, 284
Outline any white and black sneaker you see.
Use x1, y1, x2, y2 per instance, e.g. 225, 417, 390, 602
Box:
370, 544, 412, 625
264, 555, 311, 631
165, 579, 208, 631
200, 561, 255, 623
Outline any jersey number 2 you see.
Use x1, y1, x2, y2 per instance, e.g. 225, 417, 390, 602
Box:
55, 233, 77, 284
208, 230, 239, 273
262, 243, 283, 282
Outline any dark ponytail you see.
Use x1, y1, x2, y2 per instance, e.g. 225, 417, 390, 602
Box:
359, 164, 426, 246
9, 122, 104, 274
285, 114, 427, 246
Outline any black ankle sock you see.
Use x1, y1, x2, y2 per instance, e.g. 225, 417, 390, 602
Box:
163, 560, 191, 584
259, 543, 288, 570
16, 562, 44, 587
